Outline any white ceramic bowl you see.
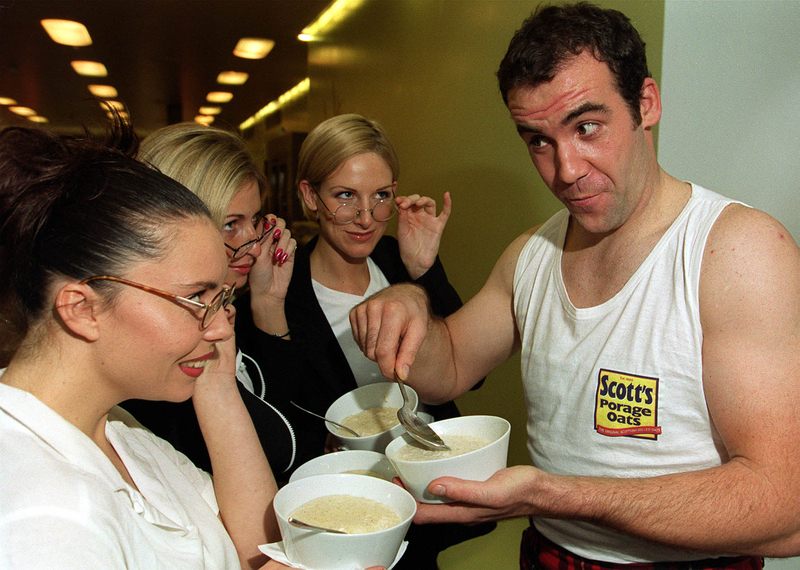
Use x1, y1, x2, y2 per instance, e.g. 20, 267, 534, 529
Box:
385, 415, 511, 503
289, 450, 397, 483
325, 382, 418, 453
273, 473, 416, 570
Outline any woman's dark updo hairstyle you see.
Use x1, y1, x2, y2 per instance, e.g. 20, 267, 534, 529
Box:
0, 120, 211, 363
497, 1, 651, 126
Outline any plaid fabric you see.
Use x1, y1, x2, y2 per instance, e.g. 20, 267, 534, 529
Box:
520, 524, 764, 570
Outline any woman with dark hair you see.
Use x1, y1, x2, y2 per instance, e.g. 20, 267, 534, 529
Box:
0, 125, 380, 570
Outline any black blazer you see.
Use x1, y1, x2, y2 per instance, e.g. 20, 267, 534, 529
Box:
235, 235, 466, 461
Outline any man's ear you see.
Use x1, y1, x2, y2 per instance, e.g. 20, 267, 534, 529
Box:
298, 180, 319, 217
639, 77, 662, 129
54, 283, 103, 342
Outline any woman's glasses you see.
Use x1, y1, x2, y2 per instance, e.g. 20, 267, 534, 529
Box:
225, 216, 275, 260
80, 275, 235, 329
311, 185, 396, 225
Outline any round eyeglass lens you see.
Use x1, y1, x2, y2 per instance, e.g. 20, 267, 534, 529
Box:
334, 200, 395, 223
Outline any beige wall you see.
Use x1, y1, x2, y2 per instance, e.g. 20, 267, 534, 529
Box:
247, 1, 665, 566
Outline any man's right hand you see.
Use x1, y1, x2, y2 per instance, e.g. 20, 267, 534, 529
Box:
349, 282, 432, 380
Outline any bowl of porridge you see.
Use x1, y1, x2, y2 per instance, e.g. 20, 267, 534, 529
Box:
272, 473, 416, 570
385, 415, 511, 503
289, 450, 397, 483
325, 381, 419, 452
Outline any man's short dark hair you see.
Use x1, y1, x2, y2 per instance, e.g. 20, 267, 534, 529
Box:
497, 2, 651, 125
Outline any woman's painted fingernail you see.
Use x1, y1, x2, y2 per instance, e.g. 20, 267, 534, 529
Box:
273, 229, 281, 240
274, 248, 283, 261
281, 252, 289, 263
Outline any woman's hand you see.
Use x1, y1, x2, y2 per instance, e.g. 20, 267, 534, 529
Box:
248, 216, 296, 302
396, 192, 452, 280
249, 215, 296, 337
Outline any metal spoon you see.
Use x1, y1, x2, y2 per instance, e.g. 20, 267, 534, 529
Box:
394, 370, 450, 450
289, 401, 361, 437
287, 516, 347, 534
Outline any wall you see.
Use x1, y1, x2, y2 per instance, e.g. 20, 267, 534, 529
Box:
659, 2, 800, 569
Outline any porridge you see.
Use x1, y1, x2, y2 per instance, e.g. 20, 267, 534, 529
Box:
392, 434, 491, 461
289, 494, 400, 534
338, 406, 400, 436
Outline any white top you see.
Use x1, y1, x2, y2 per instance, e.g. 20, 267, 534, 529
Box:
512, 184, 740, 563
313, 257, 391, 386
0, 377, 240, 570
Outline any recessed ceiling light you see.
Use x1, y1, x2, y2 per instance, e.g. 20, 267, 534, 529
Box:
206, 92, 233, 103
217, 71, 249, 85
29, 116, 49, 123
195, 115, 215, 126
233, 38, 274, 59
41, 19, 92, 47
71, 61, 108, 77
298, 33, 313, 42
0, 97, 17, 106
88, 85, 118, 98
198, 106, 221, 116
9, 106, 37, 117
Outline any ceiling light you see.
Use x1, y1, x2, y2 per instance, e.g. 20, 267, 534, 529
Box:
217, 71, 249, 85
29, 116, 49, 124
0, 97, 17, 106
198, 106, 221, 116
233, 38, 274, 59
206, 91, 233, 103
9, 106, 37, 117
195, 115, 214, 126
300, 0, 366, 40
88, 85, 118, 98
41, 19, 92, 47
207, 92, 233, 103
240, 78, 309, 130
71, 61, 108, 77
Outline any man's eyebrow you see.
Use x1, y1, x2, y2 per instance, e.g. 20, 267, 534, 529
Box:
516, 124, 542, 136
562, 102, 609, 126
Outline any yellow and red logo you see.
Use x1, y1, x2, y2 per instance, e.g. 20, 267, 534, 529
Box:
595, 369, 661, 440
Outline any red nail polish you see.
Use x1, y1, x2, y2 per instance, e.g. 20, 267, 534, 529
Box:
281, 252, 289, 263
273, 229, 281, 240
274, 248, 283, 261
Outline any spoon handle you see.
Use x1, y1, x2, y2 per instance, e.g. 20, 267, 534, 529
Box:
288, 516, 347, 534
289, 401, 360, 437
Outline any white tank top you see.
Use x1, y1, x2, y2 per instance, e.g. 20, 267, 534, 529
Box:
513, 184, 740, 562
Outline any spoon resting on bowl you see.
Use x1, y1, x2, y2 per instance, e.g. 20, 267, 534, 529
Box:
290, 401, 361, 437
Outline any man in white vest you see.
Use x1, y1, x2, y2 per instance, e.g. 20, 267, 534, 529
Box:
350, 2, 800, 568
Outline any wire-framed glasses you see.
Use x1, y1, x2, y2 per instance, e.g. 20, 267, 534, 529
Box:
311, 185, 396, 225
79, 275, 235, 329
225, 216, 275, 261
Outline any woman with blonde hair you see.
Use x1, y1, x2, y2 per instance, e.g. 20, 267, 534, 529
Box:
124, 123, 322, 481
239, 113, 493, 569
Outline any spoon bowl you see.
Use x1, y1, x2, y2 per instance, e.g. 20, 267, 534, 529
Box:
394, 372, 450, 451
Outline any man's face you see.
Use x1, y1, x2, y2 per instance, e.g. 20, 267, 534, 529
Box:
507, 51, 657, 236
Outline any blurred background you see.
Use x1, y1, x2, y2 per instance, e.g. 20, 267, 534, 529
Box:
2, 0, 797, 567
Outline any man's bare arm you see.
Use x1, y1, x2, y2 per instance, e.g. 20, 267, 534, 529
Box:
350, 229, 534, 403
